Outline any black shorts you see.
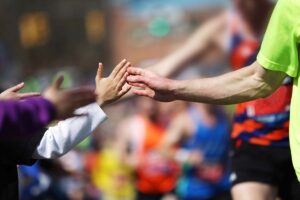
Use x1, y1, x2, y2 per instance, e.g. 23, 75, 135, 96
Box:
230, 141, 300, 200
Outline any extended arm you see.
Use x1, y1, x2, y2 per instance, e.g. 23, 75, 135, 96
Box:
127, 62, 287, 104
150, 14, 226, 77
33, 103, 107, 159
172, 62, 287, 104
33, 60, 131, 159
159, 113, 190, 160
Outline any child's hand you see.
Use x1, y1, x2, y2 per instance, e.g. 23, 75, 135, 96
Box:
95, 59, 131, 106
0, 82, 40, 100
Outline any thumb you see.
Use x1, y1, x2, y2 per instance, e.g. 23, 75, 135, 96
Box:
52, 75, 64, 90
96, 63, 103, 80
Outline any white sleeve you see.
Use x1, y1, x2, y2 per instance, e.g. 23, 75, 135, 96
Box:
32, 103, 107, 159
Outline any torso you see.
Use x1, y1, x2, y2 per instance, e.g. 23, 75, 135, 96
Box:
177, 106, 230, 198
184, 106, 230, 164
129, 115, 179, 194
227, 12, 292, 147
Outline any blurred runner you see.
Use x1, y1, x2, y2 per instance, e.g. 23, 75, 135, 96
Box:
117, 98, 180, 200
161, 103, 231, 200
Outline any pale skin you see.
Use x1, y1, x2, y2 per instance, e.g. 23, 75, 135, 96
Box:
125, 1, 284, 199
95, 59, 131, 107
0, 59, 131, 120
127, 62, 286, 104
127, 57, 286, 200
0, 82, 40, 100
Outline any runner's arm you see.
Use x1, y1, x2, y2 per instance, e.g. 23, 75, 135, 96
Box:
127, 62, 287, 104
160, 113, 190, 158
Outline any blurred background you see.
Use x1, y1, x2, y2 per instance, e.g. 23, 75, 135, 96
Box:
0, 0, 235, 200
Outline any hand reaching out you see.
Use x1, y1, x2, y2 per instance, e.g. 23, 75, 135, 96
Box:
0, 82, 40, 100
126, 67, 176, 102
43, 76, 96, 119
95, 59, 131, 106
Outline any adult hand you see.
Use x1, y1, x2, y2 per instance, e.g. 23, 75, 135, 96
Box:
0, 82, 40, 100
43, 76, 96, 119
126, 67, 176, 102
95, 59, 131, 106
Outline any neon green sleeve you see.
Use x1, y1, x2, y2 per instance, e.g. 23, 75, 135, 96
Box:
257, 0, 300, 77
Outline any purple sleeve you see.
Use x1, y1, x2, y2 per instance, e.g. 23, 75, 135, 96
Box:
0, 97, 56, 138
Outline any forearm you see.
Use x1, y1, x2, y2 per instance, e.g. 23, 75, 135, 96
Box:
152, 47, 200, 77
151, 15, 224, 77
172, 63, 285, 104
33, 103, 107, 159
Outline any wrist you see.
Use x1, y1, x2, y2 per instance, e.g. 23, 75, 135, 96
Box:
168, 79, 183, 101
96, 97, 105, 107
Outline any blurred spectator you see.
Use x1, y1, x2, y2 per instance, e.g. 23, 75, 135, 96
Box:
161, 103, 231, 200
5, 1, 232, 199
19, 150, 101, 200
91, 136, 135, 200
116, 98, 181, 200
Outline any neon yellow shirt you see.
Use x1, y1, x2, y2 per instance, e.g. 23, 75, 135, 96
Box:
257, 0, 300, 180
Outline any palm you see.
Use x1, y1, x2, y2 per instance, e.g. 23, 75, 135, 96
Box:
95, 60, 131, 106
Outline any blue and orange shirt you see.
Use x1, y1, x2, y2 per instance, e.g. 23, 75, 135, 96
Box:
228, 13, 292, 147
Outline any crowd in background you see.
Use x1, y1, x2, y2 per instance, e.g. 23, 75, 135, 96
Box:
18, 97, 233, 200
0, 1, 240, 200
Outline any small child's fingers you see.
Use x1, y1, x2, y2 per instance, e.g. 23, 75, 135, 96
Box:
127, 81, 147, 88
19, 92, 41, 99
111, 59, 127, 78
116, 72, 129, 91
118, 85, 131, 97
8, 82, 25, 92
114, 62, 131, 82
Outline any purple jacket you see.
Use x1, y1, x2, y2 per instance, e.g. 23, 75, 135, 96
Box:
0, 96, 56, 138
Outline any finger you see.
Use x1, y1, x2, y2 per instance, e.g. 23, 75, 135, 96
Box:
116, 72, 129, 91
18, 92, 41, 99
114, 62, 131, 82
126, 75, 150, 85
118, 84, 131, 96
132, 89, 153, 98
111, 59, 128, 78
96, 63, 103, 81
127, 67, 144, 76
52, 75, 64, 89
126, 82, 147, 88
7, 82, 25, 92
